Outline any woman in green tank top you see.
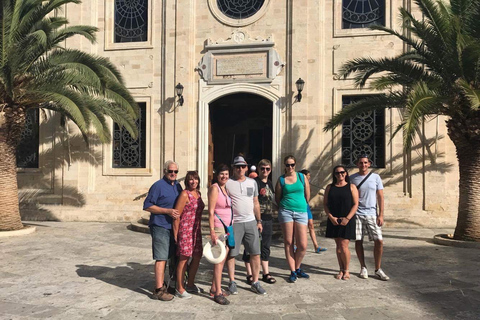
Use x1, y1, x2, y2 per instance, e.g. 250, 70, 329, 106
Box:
275, 155, 310, 283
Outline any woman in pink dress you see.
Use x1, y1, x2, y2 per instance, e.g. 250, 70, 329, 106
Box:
207, 164, 232, 305
173, 171, 204, 299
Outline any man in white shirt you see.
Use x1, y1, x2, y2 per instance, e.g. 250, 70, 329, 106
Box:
225, 156, 266, 295
350, 155, 389, 281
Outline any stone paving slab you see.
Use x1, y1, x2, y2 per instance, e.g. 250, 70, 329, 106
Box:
1, 222, 479, 319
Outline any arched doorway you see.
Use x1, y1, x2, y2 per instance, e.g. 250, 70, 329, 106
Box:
208, 93, 272, 184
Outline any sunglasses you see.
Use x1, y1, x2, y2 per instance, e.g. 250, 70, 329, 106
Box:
235, 165, 247, 169
260, 167, 271, 171
335, 171, 346, 175
285, 163, 296, 168
168, 170, 179, 174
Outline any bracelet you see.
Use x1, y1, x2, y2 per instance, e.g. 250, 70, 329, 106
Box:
345, 217, 350, 221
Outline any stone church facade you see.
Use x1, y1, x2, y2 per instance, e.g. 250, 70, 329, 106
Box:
17, 0, 459, 228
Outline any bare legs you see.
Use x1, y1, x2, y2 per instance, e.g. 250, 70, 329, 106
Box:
356, 239, 384, 270
245, 260, 270, 279
334, 238, 351, 280
281, 222, 308, 271
176, 254, 201, 293
308, 219, 319, 250
211, 248, 230, 296
154, 260, 167, 289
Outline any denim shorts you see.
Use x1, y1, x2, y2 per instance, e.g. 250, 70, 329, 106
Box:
150, 225, 174, 261
278, 208, 308, 226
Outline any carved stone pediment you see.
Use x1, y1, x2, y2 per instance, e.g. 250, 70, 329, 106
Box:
196, 30, 284, 85
206, 30, 273, 48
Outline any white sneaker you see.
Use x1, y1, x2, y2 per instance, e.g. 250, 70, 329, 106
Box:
359, 267, 368, 279
375, 268, 390, 281
175, 289, 192, 299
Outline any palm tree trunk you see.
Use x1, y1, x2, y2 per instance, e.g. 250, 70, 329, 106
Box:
0, 106, 25, 231
447, 118, 480, 241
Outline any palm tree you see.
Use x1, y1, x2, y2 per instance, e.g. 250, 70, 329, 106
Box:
0, 0, 138, 231
324, 0, 480, 241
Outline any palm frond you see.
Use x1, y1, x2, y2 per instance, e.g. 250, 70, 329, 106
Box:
403, 82, 445, 147
458, 79, 480, 109
323, 93, 407, 131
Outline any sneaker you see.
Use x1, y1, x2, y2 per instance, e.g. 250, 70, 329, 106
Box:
175, 289, 192, 299
288, 271, 297, 283
359, 267, 368, 279
250, 281, 267, 295
152, 286, 174, 301
296, 268, 310, 279
228, 281, 238, 295
213, 294, 230, 305
186, 284, 204, 294
375, 268, 390, 281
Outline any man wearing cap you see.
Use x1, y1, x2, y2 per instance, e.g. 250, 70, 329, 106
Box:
143, 160, 183, 300
350, 155, 390, 281
225, 155, 267, 295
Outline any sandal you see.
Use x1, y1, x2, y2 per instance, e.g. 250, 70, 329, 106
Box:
262, 274, 277, 284
209, 288, 230, 297
213, 294, 230, 305
315, 247, 327, 253
342, 270, 350, 281
246, 275, 253, 285
335, 270, 344, 280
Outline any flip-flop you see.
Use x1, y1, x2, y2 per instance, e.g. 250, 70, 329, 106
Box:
315, 247, 327, 253
342, 271, 350, 281
335, 271, 344, 280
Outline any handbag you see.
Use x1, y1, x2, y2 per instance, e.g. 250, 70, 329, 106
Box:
215, 208, 235, 249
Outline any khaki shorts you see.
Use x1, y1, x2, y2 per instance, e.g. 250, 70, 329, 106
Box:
214, 227, 225, 237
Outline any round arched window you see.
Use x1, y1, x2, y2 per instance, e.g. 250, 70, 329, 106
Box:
209, 0, 270, 26
217, 0, 265, 19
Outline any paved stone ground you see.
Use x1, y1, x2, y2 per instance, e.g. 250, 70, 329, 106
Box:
1, 222, 479, 320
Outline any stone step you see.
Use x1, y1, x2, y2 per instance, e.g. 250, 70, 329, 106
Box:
128, 221, 150, 234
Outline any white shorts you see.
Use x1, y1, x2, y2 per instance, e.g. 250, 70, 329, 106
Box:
355, 215, 383, 241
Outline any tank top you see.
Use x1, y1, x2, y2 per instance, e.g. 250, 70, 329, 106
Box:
280, 173, 308, 212
214, 183, 232, 228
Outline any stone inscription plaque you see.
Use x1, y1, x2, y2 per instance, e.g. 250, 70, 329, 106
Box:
215, 54, 266, 77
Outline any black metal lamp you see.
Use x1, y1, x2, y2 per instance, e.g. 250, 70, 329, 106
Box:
295, 78, 305, 102
175, 83, 184, 106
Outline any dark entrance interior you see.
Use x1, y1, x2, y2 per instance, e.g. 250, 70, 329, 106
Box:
208, 93, 272, 183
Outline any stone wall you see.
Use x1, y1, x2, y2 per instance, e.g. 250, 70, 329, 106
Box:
17, 0, 458, 228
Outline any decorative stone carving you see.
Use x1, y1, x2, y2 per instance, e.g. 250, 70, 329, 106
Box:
196, 30, 284, 84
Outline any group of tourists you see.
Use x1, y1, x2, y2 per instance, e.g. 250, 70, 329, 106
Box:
143, 154, 388, 305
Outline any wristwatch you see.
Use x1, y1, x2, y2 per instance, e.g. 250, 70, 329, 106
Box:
256, 219, 262, 223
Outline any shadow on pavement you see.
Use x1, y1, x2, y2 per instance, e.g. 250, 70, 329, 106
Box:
76, 262, 154, 298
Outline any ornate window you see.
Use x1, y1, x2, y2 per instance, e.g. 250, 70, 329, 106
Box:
112, 102, 146, 168
342, 0, 385, 29
17, 109, 39, 168
341, 96, 385, 168
114, 0, 148, 43
217, 0, 265, 19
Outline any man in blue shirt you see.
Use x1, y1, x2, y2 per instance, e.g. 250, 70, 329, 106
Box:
143, 160, 182, 301
350, 155, 389, 281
